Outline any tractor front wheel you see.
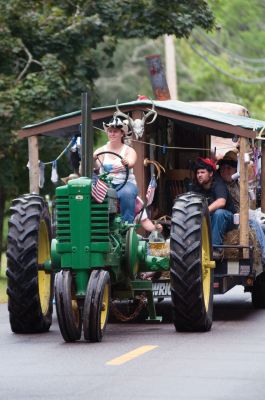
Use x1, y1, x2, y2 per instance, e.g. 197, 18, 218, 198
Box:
170, 193, 215, 332
83, 270, 110, 342
55, 270, 82, 342
6, 195, 54, 333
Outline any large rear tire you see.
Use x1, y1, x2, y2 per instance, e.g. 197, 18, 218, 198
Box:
170, 193, 215, 332
6, 195, 54, 333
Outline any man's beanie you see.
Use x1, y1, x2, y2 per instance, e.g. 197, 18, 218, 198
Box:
194, 157, 216, 172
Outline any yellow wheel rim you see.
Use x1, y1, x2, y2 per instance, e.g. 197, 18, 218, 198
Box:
100, 282, 109, 330
201, 217, 215, 312
38, 220, 51, 315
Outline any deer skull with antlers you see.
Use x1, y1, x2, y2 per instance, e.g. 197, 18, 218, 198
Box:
114, 100, 157, 140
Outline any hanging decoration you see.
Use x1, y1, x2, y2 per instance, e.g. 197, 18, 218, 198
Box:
26, 137, 78, 188
39, 161, 45, 188
51, 160, 59, 183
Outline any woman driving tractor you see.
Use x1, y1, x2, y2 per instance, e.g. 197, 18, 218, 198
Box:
93, 116, 138, 223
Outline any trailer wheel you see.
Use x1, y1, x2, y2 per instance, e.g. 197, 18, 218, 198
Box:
83, 270, 110, 342
170, 193, 215, 332
252, 272, 265, 308
55, 270, 82, 342
6, 195, 54, 333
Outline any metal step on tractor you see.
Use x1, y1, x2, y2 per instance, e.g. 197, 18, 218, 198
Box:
6, 94, 265, 341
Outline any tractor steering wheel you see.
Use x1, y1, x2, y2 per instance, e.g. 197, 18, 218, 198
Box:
95, 151, 129, 192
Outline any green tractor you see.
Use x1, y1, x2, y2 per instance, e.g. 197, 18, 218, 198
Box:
8, 95, 263, 340
6, 94, 171, 342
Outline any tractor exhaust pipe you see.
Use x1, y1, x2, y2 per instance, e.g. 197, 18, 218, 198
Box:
81, 92, 93, 178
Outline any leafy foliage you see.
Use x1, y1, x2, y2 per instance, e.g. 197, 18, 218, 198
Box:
178, 0, 265, 119
95, 0, 265, 121
0, 0, 214, 256
0, 0, 214, 196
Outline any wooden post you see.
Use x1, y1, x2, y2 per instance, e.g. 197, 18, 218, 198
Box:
132, 110, 145, 199
28, 135, 39, 194
261, 141, 265, 213
239, 137, 249, 257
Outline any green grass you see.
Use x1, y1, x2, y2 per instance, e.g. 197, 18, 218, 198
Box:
0, 253, 7, 304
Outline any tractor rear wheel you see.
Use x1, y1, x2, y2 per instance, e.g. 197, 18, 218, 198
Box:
54, 270, 82, 342
6, 194, 54, 333
252, 272, 265, 308
170, 193, 215, 332
83, 270, 110, 342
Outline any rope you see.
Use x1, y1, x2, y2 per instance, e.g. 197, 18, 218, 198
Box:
131, 138, 212, 151
93, 125, 265, 151
94, 125, 214, 151
43, 137, 77, 165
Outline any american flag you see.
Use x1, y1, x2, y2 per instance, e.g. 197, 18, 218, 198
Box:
146, 175, 157, 206
92, 174, 108, 203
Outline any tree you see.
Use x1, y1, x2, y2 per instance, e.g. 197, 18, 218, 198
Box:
177, 0, 265, 119
0, 0, 215, 259
95, 1, 265, 117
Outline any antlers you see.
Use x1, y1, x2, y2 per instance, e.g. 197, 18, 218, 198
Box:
113, 99, 157, 139
114, 100, 134, 126
142, 100, 157, 125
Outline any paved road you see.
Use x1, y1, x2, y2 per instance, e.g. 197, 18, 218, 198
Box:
1, 286, 265, 400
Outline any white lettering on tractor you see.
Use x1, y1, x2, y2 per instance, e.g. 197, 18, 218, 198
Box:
152, 282, 171, 297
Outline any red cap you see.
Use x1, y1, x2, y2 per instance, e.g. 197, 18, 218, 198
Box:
196, 157, 216, 172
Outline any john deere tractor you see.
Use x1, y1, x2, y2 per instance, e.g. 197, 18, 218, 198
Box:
7, 94, 265, 340
6, 94, 169, 342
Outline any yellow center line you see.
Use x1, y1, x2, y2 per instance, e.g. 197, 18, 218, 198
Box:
106, 345, 158, 366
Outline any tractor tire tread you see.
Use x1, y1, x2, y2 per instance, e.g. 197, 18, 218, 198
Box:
170, 193, 213, 332
6, 195, 53, 333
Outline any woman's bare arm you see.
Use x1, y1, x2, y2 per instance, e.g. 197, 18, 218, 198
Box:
122, 146, 137, 168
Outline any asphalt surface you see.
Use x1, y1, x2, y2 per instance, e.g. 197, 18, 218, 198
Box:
1, 286, 265, 400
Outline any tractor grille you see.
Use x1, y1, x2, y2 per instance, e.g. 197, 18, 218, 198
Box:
56, 195, 109, 245
56, 196, 71, 243
91, 198, 109, 243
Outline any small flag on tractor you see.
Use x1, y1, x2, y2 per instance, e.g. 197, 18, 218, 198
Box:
92, 174, 108, 203
146, 175, 157, 206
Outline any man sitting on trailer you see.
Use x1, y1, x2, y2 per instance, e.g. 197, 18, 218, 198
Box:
193, 157, 235, 259
218, 151, 265, 262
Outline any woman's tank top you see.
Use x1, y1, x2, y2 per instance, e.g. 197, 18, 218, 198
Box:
100, 144, 137, 185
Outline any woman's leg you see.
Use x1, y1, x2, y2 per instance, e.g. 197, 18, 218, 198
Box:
116, 182, 138, 223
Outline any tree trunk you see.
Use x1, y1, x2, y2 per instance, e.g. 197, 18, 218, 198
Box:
0, 187, 6, 271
